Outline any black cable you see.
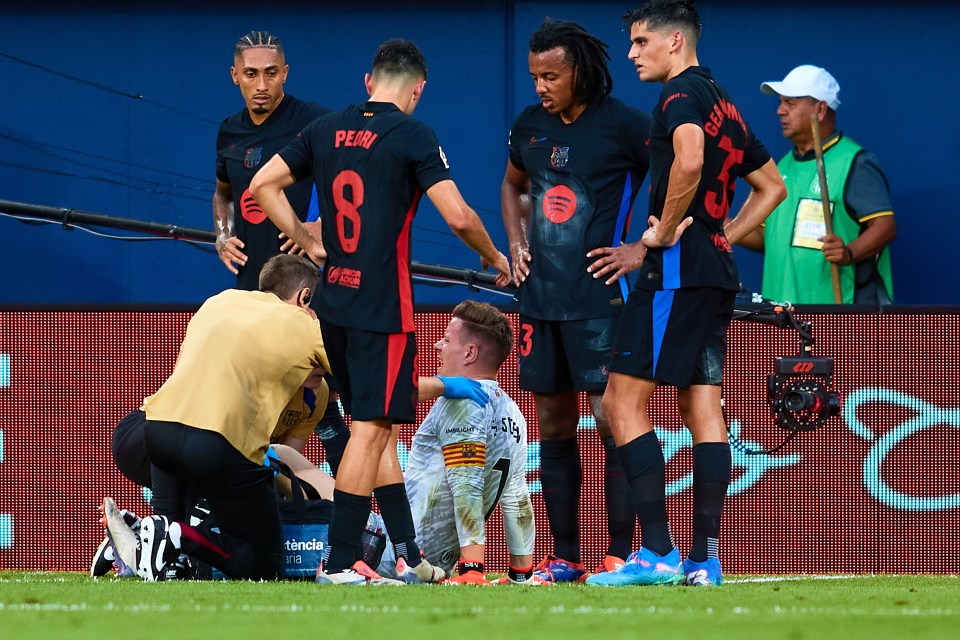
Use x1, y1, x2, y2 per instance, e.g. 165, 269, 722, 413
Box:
0, 52, 220, 125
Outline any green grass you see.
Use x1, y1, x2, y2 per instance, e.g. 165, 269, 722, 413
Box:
1, 572, 957, 640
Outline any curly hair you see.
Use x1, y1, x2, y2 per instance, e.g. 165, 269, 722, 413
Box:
529, 18, 613, 104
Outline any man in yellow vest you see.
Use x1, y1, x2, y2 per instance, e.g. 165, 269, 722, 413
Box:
737, 65, 896, 304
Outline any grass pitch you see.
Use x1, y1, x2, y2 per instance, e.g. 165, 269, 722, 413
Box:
1, 572, 956, 640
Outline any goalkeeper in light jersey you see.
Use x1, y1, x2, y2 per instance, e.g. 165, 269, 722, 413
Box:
377, 301, 541, 585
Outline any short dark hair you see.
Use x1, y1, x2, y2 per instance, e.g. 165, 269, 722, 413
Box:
530, 18, 613, 103
234, 31, 284, 60
452, 301, 513, 369
372, 38, 427, 81
623, 0, 702, 46
258, 254, 319, 299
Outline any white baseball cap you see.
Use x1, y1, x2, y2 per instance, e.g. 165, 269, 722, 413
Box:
760, 65, 841, 110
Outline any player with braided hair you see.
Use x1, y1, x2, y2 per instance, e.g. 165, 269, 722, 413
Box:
214, 31, 328, 289
501, 18, 653, 582
213, 31, 352, 478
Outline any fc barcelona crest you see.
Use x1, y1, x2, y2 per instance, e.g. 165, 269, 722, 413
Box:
244, 146, 264, 169
461, 443, 478, 458
550, 145, 570, 168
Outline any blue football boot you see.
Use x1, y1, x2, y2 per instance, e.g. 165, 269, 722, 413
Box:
584, 547, 683, 586
682, 556, 723, 586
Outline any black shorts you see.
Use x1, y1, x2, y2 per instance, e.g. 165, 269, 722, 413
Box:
610, 287, 735, 389
319, 320, 418, 424
517, 315, 618, 394
112, 409, 152, 488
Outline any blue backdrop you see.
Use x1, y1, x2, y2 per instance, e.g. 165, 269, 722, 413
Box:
1, 1, 954, 304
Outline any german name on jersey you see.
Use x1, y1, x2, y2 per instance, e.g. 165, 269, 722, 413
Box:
507, 94, 652, 320
216, 95, 329, 290
637, 66, 772, 292
402, 380, 533, 575
279, 101, 451, 334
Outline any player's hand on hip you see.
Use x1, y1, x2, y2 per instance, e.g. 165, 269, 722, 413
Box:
306, 243, 327, 268
587, 242, 647, 285
437, 376, 489, 407
509, 242, 531, 286
641, 215, 694, 249
279, 220, 323, 255
216, 235, 247, 276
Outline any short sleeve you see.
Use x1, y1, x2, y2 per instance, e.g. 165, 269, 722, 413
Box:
507, 123, 526, 173
408, 122, 451, 192
215, 124, 229, 183
661, 80, 706, 136
738, 125, 773, 177
618, 103, 653, 172
278, 121, 319, 182
844, 150, 894, 221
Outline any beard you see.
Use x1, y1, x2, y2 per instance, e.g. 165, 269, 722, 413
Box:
252, 105, 269, 115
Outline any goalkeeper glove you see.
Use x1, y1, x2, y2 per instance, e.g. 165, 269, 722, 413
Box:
437, 376, 489, 407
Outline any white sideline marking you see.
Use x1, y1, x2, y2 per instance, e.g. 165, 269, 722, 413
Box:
726, 575, 863, 584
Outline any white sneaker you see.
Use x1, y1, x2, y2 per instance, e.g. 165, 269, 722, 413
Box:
395, 555, 445, 584
315, 560, 404, 586
101, 497, 138, 577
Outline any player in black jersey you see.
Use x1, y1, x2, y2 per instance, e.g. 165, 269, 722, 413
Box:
501, 18, 653, 581
585, 0, 785, 588
212, 31, 350, 478
251, 38, 510, 585
214, 31, 329, 290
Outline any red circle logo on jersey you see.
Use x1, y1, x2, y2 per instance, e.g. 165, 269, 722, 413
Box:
240, 188, 267, 224
542, 185, 577, 224
327, 266, 341, 284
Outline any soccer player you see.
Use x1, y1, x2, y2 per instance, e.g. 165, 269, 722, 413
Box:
377, 302, 539, 585
250, 39, 511, 585
585, 0, 785, 587
501, 18, 652, 581
212, 30, 350, 476
213, 30, 328, 288
104, 254, 330, 581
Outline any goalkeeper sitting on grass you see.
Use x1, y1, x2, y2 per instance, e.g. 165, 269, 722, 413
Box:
280, 302, 542, 585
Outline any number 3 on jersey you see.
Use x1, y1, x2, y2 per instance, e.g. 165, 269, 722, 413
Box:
704, 135, 743, 220
333, 169, 364, 253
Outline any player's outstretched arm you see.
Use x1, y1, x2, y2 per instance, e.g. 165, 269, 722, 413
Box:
426, 180, 511, 287
501, 160, 532, 286
249, 156, 327, 267
417, 376, 489, 406
722, 158, 786, 246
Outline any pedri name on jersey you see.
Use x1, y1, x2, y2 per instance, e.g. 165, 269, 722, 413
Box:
334, 129, 378, 149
